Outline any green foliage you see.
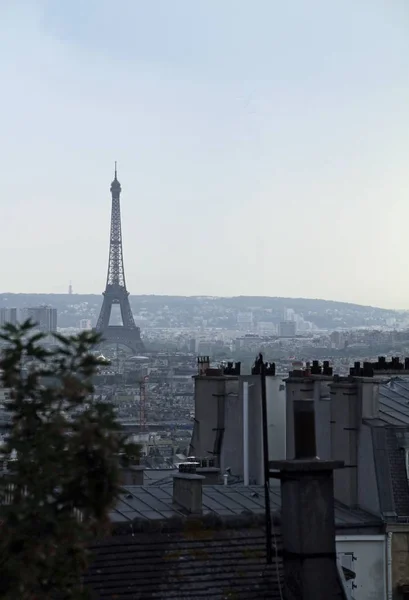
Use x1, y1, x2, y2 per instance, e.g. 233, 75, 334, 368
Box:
0, 321, 139, 599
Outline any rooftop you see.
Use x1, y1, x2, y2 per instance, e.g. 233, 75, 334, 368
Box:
110, 483, 381, 529
86, 520, 283, 599
377, 377, 409, 426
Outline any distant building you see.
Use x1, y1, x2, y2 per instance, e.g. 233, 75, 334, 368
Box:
233, 334, 264, 353
330, 330, 344, 349
236, 311, 253, 331
283, 307, 295, 321
0, 308, 18, 326
279, 320, 296, 337
79, 319, 92, 330
23, 306, 57, 333
197, 341, 214, 356
257, 321, 277, 335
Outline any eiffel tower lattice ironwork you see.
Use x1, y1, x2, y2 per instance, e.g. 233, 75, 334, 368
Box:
95, 164, 145, 353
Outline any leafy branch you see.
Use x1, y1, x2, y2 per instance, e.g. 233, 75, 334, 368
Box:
0, 321, 139, 599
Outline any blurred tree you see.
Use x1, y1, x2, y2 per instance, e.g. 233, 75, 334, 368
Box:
0, 321, 139, 599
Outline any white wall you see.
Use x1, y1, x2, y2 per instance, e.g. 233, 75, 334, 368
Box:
336, 535, 386, 600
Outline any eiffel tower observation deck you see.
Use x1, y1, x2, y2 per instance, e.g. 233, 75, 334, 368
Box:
95, 164, 145, 354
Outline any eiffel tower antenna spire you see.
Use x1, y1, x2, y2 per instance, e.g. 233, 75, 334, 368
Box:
95, 168, 144, 353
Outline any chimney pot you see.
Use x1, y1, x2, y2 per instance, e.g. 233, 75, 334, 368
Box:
197, 356, 211, 375
363, 362, 374, 377
179, 461, 200, 474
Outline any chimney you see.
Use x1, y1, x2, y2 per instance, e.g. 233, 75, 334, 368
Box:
223, 361, 241, 376
196, 467, 221, 484
189, 368, 239, 464
271, 458, 345, 600
173, 462, 205, 514
120, 465, 144, 486
195, 457, 221, 484
115, 453, 144, 486
360, 379, 379, 419
285, 371, 316, 459
197, 356, 210, 375
293, 399, 316, 458
329, 380, 359, 506
271, 405, 346, 600
285, 362, 334, 460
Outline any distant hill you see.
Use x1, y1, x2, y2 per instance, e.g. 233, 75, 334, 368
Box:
0, 293, 389, 311
0, 293, 402, 330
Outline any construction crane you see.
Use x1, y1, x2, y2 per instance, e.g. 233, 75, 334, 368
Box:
139, 375, 149, 431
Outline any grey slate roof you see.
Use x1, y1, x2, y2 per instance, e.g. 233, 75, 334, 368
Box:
110, 483, 381, 528
371, 425, 409, 517
85, 524, 283, 599
378, 378, 409, 426
143, 468, 176, 486
364, 378, 409, 517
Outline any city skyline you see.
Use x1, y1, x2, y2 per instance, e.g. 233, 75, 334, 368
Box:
0, 1, 408, 308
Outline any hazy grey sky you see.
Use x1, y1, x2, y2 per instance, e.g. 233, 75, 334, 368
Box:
1, 1, 408, 307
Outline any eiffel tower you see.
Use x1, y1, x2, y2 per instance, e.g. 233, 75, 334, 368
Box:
95, 164, 145, 354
